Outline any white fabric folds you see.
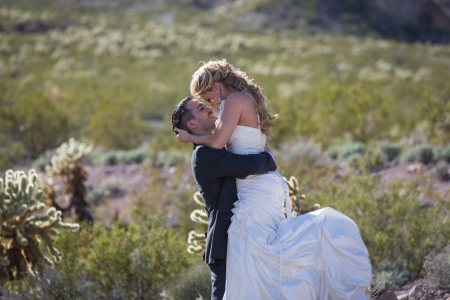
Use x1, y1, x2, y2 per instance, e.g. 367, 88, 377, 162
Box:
223, 125, 372, 300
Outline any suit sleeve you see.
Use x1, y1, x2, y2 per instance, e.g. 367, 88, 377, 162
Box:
197, 147, 276, 179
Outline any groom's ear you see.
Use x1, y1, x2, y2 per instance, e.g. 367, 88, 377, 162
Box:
186, 119, 198, 132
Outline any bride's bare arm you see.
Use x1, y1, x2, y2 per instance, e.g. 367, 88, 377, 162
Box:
178, 96, 243, 149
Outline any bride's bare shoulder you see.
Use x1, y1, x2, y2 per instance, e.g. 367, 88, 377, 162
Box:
225, 91, 254, 107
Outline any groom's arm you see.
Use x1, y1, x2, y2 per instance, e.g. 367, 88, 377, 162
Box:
196, 147, 276, 179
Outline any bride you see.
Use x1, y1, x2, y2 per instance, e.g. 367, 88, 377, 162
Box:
175, 59, 372, 300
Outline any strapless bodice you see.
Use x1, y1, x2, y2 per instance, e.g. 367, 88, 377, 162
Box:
226, 125, 266, 155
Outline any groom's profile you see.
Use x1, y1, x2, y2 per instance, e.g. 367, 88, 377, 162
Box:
171, 96, 276, 300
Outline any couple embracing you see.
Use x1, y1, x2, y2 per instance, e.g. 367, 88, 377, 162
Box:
171, 59, 372, 300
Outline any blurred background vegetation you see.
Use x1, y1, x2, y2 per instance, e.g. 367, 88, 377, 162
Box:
1, 0, 449, 167
0, 0, 449, 299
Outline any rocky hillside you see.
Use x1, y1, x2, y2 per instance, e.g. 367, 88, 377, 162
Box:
189, 0, 450, 43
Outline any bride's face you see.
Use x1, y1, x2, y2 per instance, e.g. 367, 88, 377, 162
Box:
200, 90, 220, 109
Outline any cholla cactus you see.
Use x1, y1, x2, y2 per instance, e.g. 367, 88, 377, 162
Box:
187, 192, 208, 255
284, 176, 319, 215
39, 177, 57, 210
46, 138, 93, 222
0, 169, 79, 282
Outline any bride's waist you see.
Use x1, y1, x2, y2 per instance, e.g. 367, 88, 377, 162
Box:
237, 171, 283, 186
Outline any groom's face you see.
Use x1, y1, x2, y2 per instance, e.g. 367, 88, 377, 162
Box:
186, 99, 216, 134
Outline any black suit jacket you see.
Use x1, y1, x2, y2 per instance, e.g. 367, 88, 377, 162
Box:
192, 144, 276, 265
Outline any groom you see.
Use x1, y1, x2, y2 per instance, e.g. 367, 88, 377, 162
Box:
171, 97, 276, 300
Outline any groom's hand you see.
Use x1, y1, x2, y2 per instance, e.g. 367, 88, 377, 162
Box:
174, 127, 191, 143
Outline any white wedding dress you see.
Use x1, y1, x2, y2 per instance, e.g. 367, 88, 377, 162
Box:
223, 122, 372, 299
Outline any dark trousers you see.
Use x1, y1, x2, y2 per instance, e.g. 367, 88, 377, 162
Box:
209, 259, 226, 300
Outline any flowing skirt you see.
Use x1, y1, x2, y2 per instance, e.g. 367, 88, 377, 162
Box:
224, 172, 372, 300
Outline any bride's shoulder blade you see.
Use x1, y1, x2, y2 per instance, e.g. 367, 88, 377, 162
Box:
224, 91, 254, 108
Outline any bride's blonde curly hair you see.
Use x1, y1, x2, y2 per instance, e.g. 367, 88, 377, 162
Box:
190, 59, 275, 137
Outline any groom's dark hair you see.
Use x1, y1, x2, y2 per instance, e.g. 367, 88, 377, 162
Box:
171, 96, 194, 134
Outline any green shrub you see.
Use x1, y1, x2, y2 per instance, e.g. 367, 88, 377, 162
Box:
435, 161, 450, 181
362, 145, 388, 171
14, 93, 72, 159
0, 91, 71, 168
20, 226, 97, 300
2, 219, 194, 299
417, 86, 450, 145
4, 224, 114, 299
275, 138, 334, 190
88, 99, 148, 149
273, 82, 414, 146
90, 151, 121, 166
277, 138, 327, 166
147, 130, 190, 168
435, 144, 450, 163
309, 174, 450, 274
344, 153, 363, 165
89, 144, 148, 166
0, 134, 26, 169
326, 142, 367, 161
1, 223, 91, 299
371, 261, 409, 294
149, 150, 189, 168
422, 245, 450, 289
84, 218, 192, 299
401, 144, 435, 164
120, 145, 148, 164
169, 263, 211, 300
361, 142, 401, 171
380, 142, 401, 162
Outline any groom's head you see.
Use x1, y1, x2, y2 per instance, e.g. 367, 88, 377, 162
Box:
171, 97, 217, 137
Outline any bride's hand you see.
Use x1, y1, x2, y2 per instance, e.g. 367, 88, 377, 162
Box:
174, 127, 192, 143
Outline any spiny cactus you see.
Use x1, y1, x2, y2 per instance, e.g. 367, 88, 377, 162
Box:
187, 192, 207, 255
189, 192, 208, 227
45, 138, 93, 222
39, 177, 56, 210
0, 169, 79, 283
284, 176, 319, 216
